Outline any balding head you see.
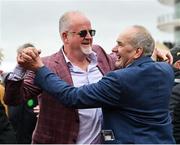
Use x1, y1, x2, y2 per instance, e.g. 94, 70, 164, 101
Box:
59, 11, 90, 36
124, 25, 155, 56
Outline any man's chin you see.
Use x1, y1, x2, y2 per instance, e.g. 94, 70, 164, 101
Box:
81, 46, 93, 55
115, 62, 123, 69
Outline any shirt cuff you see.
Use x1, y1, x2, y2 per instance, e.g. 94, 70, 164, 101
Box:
8, 65, 26, 81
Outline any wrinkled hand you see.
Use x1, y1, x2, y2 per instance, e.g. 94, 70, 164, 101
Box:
17, 47, 44, 71
151, 47, 173, 64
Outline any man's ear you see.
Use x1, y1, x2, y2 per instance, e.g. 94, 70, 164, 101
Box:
61, 32, 69, 44
174, 60, 180, 70
134, 48, 144, 59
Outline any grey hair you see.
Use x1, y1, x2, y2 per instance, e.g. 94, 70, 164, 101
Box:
59, 11, 86, 35
17, 43, 34, 53
129, 25, 155, 56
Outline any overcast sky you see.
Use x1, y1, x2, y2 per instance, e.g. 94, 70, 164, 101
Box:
0, 0, 174, 72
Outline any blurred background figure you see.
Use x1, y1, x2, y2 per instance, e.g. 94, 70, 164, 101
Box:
7, 99, 38, 143
5, 44, 38, 143
0, 49, 17, 143
155, 41, 171, 62
0, 70, 8, 115
169, 45, 180, 143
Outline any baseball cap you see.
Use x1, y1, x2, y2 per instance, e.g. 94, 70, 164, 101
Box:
171, 45, 180, 63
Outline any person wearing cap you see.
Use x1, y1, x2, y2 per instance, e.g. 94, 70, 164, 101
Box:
169, 45, 180, 143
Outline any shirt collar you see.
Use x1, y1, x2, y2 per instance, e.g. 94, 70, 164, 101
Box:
62, 47, 70, 64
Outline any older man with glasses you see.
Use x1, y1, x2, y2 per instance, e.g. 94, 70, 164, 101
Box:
4, 11, 115, 144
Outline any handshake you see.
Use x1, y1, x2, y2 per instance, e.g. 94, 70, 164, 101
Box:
17, 43, 44, 71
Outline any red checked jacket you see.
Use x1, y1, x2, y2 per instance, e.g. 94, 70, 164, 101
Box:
4, 45, 115, 143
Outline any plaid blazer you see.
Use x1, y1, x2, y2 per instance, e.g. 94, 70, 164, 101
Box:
4, 45, 115, 143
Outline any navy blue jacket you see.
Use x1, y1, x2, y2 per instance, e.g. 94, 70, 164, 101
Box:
34, 56, 175, 144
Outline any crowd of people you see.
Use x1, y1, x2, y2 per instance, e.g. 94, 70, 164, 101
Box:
0, 10, 180, 144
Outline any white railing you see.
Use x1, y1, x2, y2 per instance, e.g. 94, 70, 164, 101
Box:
157, 13, 177, 25
157, 13, 180, 32
158, 0, 175, 6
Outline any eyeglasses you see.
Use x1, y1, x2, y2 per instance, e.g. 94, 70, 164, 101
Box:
69, 29, 96, 38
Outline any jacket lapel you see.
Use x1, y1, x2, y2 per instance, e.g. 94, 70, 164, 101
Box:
50, 48, 74, 85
